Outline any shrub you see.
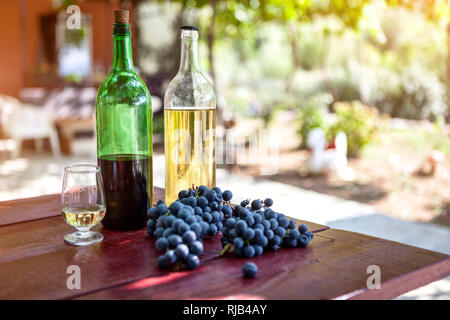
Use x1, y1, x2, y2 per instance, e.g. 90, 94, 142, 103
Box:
384, 65, 447, 120
431, 115, 450, 155
153, 113, 164, 136
299, 34, 326, 70
327, 101, 380, 157
331, 64, 361, 103
330, 62, 448, 121
296, 93, 333, 148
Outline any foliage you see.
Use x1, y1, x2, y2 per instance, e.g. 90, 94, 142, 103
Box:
330, 61, 448, 120
431, 115, 450, 155
153, 113, 165, 136
380, 64, 447, 120
327, 101, 380, 157
150, 1, 449, 126
64, 27, 86, 48
296, 93, 333, 148
385, 0, 450, 23
174, 0, 378, 60
298, 25, 327, 70
64, 74, 83, 83
330, 63, 362, 102
262, 101, 292, 127
295, 96, 380, 155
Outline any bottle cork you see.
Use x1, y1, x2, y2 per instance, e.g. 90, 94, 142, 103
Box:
114, 10, 129, 24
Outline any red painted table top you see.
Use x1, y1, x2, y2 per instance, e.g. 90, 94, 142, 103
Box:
0, 187, 449, 300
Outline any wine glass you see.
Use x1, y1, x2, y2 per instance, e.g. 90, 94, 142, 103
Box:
62, 164, 106, 246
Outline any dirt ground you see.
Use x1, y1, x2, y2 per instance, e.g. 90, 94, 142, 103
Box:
226, 119, 450, 228
235, 151, 449, 226
155, 116, 450, 227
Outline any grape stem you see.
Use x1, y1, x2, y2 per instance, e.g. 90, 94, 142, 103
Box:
173, 261, 184, 272
220, 243, 232, 256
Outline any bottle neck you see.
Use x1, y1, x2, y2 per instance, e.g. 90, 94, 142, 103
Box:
178, 31, 200, 73
112, 24, 134, 72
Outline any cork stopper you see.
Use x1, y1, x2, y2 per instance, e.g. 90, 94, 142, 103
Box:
114, 10, 129, 24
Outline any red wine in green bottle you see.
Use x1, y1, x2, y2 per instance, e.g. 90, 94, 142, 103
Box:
95, 10, 153, 230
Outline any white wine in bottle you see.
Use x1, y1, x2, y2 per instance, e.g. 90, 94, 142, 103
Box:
164, 26, 216, 204
164, 107, 216, 204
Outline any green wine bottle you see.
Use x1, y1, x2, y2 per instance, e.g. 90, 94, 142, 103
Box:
95, 10, 153, 230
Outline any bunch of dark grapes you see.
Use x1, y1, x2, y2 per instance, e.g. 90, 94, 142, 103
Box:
146, 185, 233, 270
221, 198, 314, 258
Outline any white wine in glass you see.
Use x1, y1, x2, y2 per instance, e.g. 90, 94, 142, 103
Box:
62, 205, 106, 228
62, 164, 106, 246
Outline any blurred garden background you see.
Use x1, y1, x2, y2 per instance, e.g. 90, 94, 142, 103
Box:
0, 0, 449, 298
142, 0, 450, 227
197, 0, 448, 224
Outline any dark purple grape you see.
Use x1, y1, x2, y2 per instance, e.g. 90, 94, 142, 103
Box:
185, 254, 200, 270
263, 198, 273, 207
155, 237, 169, 252
242, 262, 258, 278
251, 200, 262, 210
222, 190, 233, 201
178, 190, 189, 199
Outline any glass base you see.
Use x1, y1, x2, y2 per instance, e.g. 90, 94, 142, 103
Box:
64, 231, 103, 246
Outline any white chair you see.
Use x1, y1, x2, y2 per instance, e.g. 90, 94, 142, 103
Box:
0, 94, 60, 158
306, 128, 355, 180
306, 127, 328, 175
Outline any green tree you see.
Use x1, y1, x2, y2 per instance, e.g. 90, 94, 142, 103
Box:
159, 0, 449, 120
171, 0, 373, 122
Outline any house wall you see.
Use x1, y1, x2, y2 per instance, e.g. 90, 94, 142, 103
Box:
0, 0, 122, 98
0, 1, 24, 97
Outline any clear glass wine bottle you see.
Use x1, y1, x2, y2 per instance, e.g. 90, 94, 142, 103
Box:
164, 26, 216, 203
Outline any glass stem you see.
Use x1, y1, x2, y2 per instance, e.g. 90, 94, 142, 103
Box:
76, 228, 92, 237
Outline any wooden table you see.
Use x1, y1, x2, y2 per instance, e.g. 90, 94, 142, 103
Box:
0, 187, 449, 300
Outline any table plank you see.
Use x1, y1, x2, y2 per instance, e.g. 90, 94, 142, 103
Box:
0, 188, 165, 227
0, 214, 325, 265
0, 204, 326, 299
76, 229, 450, 300
0, 193, 448, 300
0, 220, 222, 299
0, 194, 61, 227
